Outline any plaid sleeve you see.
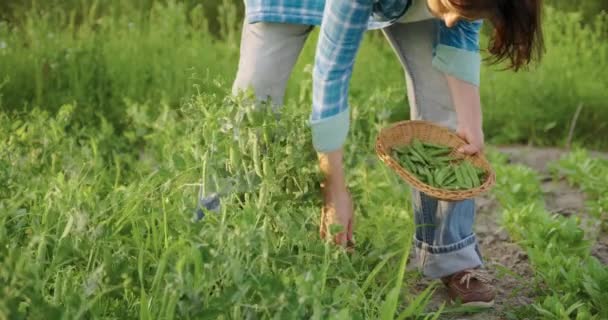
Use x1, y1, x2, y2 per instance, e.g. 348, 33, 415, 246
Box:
310, 0, 372, 153
432, 20, 482, 86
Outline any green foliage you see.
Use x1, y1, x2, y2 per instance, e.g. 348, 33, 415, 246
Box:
550, 148, 608, 220
481, 8, 608, 148
0, 1, 238, 129
545, 0, 608, 20
0, 1, 607, 318
492, 163, 544, 208
0, 90, 434, 318
491, 160, 608, 319
0, 3, 607, 149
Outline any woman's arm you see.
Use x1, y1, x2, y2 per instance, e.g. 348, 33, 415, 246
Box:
310, 0, 372, 153
432, 20, 484, 154
445, 74, 484, 155
312, 0, 373, 245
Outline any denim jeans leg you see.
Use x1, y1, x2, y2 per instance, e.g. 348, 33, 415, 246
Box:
412, 189, 483, 278
382, 20, 484, 279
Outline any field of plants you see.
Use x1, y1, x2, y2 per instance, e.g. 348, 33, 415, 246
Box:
1, 1, 607, 319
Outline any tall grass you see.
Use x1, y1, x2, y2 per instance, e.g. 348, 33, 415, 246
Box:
0, 2, 606, 148
490, 154, 608, 318
481, 8, 608, 148
0, 90, 442, 318
0, 1, 239, 127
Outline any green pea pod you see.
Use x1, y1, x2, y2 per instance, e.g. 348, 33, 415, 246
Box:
432, 156, 454, 165
465, 164, 475, 189
464, 162, 481, 187
458, 164, 473, 189
411, 140, 431, 163
393, 146, 409, 155
229, 145, 239, 171
472, 168, 482, 187
262, 157, 271, 177
454, 164, 466, 188
432, 168, 442, 187
475, 165, 486, 178
464, 163, 476, 188
412, 139, 426, 153
397, 153, 411, 170
426, 170, 435, 186
426, 147, 452, 157
418, 166, 430, 184
252, 139, 263, 178
417, 164, 429, 178
407, 149, 427, 164
436, 166, 450, 186
403, 156, 417, 173
422, 142, 452, 151
444, 171, 457, 187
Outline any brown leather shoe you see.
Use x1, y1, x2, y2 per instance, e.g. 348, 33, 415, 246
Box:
441, 268, 496, 307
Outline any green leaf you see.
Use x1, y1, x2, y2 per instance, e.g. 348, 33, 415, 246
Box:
544, 121, 557, 132
379, 288, 400, 320
397, 282, 439, 320
172, 154, 186, 170
329, 223, 344, 235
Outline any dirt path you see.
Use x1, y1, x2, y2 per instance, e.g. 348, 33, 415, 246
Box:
500, 146, 608, 266
409, 146, 608, 319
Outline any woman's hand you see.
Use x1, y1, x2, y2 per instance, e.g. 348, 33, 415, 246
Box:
457, 121, 484, 155
321, 183, 354, 246
317, 150, 355, 248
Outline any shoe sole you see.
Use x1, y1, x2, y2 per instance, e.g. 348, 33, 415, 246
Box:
461, 300, 495, 308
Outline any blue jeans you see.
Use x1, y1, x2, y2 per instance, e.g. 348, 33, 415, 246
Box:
382, 21, 484, 279
412, 191, 483, 278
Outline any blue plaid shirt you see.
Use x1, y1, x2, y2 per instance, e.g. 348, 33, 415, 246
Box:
245, 0, 482, 152
246, 0, 409, 26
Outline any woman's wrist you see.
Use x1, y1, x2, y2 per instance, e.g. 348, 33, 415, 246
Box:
444, 74, 482, 131
318, 150, 348, 191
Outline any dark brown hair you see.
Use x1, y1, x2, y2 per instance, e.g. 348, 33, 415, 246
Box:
448, 0, 545, 71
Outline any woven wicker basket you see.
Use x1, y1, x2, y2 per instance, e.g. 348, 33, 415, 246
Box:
375, 120, 495, 201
